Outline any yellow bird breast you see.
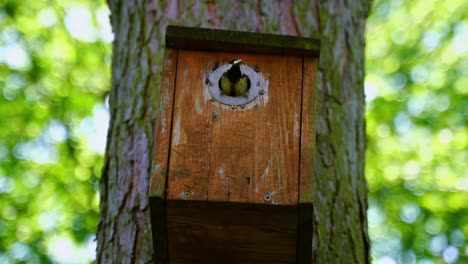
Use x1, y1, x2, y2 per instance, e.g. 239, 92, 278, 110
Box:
233, 76, 249, 96
220, 75, 233, 95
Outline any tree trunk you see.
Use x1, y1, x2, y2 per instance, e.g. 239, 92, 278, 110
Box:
97, 0, 371, 263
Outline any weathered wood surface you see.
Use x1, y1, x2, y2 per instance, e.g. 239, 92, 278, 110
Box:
297, 57, 318, 263
167, 201, 297, 264
150, 49, 178, 198
166, 25, 320, 56
299, 57, 317, 204
166, 50, 303, 205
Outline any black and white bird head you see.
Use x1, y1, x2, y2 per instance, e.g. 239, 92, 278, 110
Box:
225, 59, 244, 83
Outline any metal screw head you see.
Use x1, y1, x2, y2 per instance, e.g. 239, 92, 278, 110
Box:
240, 104, 246, 109
231, 105, 237, 110
259, 89, 265, 95
183, 191, 191, 199
211, 97, 216, 102
263, 193, 272, 202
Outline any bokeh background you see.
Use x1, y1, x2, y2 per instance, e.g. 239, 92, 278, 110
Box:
0, 0, 466, 263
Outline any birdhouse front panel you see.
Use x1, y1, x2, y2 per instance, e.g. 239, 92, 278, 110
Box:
149, 26, 320, 264
167, 50, 302, 205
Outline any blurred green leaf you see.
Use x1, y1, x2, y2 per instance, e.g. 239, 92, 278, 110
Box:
366, 0, 467, 263
0, 0, 110, 262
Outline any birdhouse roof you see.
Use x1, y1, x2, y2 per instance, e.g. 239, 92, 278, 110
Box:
165, 25, 321, 57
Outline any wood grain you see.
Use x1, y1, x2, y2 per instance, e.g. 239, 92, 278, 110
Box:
166, 25, 321, 57
299, 57, 317, 203
150, 49, 178, 198
297, 57, 318, 264
166, 49, 213, 201
149, 49, 178, 264
167, 200, 297, 264
167, 50, 303, 205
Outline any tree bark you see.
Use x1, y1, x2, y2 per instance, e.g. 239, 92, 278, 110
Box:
97, 0, 371, 263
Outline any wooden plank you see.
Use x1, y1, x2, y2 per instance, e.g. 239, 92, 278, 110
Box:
208, 53, 302, 205
299, 57, 317, 203
166, 49, 213, 201
167, 200, 297, 264
149, 197, 169, 264
297, 203, 314, 264
207, 104, 255, 202
150, 48, 178, 198
166, 25, 321, 56
149, 49, 178, 264
167, 50, 303, 205
297, 57, 318, 264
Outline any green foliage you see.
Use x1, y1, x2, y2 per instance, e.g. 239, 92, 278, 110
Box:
0, 0, 466, 263
366, 0, 467, 263
0, 0, 110, 262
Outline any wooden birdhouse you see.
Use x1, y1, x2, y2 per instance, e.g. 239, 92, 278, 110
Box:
149, 26, 320, 264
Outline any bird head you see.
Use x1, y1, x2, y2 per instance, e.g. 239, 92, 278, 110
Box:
223, 59, 244, 86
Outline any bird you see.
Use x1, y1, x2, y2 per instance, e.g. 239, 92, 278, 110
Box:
219, 59, 250, 97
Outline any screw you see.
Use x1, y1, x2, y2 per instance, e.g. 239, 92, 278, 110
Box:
263, 193, 272, 202
231, 105, 237, 110
240, 104, 246, 109
183, 191, 191, 199
259, 89, 265, 95
211, 97, 216, 102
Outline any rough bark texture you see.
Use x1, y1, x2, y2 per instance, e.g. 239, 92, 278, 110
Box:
97, 0, 371, 263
